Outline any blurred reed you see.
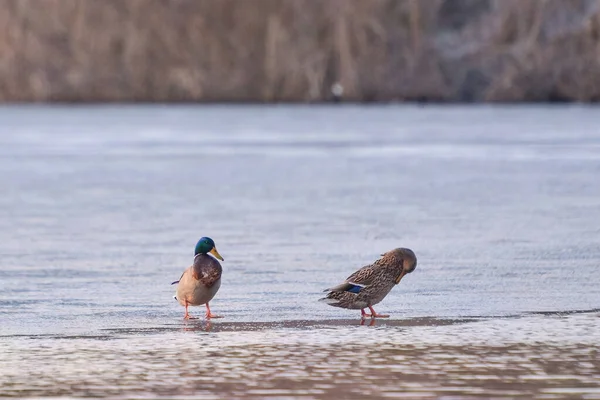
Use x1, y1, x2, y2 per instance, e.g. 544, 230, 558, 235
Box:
0, 0, 599, 102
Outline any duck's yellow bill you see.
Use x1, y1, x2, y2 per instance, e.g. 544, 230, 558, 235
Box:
395, 269, 408, 284
210, 246, 224, 261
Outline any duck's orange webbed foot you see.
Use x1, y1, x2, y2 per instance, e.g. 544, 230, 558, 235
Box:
183, 302, 199, 320
205, 303, 223, 319
367, 306, 389, 318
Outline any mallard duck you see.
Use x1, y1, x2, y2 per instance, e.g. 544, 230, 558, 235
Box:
320, 248, 417, 318
172, 237, 224, 319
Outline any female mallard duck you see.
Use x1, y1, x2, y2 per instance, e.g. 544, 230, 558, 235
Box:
320, 248, 417, 318
172, 237, 224, 319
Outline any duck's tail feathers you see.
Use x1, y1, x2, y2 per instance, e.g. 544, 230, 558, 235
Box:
318, 297, 341, 305
323, 281, 365, 294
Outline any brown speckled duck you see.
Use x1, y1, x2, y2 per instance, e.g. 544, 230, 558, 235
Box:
320, 248, 417, 318
172, 237, 224, 320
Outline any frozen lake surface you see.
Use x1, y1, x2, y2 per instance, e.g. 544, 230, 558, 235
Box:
0, 105, 599, 399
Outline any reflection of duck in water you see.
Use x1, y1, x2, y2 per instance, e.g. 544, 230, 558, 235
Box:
360, 318, 376, 327
182, 320, 213, 332
172, 237, 224, 320
320, 248, 417, 318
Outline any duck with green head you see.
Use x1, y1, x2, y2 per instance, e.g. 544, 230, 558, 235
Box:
172, 237, 224, 319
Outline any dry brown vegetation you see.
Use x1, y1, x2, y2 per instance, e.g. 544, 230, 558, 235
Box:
1, 0, 599, 102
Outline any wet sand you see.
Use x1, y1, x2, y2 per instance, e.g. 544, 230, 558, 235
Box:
2, 312, 600, 399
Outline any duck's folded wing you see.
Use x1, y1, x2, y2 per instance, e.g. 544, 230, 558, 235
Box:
345, 264, 375, 285
323, 281, 367, 294
324, 264, 375, 294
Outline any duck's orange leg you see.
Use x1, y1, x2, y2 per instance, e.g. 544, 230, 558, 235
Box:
367, 305, 389, 318
183, 301, 197, 320
205, 302, 222, 319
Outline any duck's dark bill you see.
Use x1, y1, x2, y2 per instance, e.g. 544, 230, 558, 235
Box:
395, 269, 408, 284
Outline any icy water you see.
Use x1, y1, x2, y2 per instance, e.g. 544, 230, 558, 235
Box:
0, 105, 599, 399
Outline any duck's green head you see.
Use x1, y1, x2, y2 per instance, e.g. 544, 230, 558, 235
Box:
194, 237, 224, 261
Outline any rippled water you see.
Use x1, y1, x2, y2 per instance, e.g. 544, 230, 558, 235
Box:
1, 105, 599, 399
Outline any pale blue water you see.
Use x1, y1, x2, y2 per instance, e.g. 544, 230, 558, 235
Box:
0, 105, 599, 399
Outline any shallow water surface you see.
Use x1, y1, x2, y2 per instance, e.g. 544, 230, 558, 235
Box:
0, 105, 599, 399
